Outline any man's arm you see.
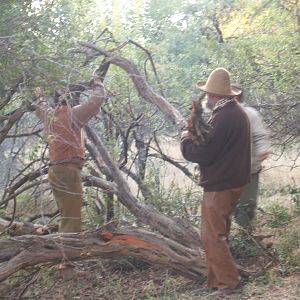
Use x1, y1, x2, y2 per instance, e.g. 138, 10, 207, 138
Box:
34, 87, 50, 123
180, 113, 227, 165
248, 107, 271, 161
72, 75, 107, 126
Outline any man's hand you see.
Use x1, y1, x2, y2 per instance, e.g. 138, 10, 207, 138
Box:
33, 87, 45, 102
90, 70, 107, 98
91, 72, 103, 88
259, 150, 271, 161
185, 100, 212, 145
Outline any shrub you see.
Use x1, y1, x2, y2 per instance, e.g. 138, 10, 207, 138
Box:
230, 231, 259, 259
274, 222, 300, 274
266, 203, 291, 228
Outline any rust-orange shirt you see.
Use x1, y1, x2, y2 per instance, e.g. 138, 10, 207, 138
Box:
36, 91, 105, 163
46, 106, 85, 162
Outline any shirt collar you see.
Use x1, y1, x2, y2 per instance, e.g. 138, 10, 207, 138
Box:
213, 98, 235, 112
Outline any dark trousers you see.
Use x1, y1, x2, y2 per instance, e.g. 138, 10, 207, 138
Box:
48, 165, 83, 233
234, 173, 259, 228
201, 187, 243, 290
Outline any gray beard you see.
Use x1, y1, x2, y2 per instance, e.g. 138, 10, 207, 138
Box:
205, 98, 215, 111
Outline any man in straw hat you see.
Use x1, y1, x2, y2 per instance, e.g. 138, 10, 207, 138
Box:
180, 67, 251, 296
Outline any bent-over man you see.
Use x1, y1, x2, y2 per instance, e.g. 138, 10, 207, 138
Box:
36, 73, 106, 233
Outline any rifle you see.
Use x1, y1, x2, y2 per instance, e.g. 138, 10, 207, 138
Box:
186, 94, 212, 145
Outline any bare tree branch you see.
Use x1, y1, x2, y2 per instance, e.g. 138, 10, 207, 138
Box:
79, 42, 185, 129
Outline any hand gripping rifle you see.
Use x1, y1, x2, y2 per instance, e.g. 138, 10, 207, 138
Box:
186, 94, 212, 145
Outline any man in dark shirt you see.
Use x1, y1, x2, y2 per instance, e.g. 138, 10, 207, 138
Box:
181, 68, 251, 296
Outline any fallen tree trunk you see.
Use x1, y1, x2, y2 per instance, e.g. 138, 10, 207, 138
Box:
0, 227, 207, 283
0, 225, 267, 283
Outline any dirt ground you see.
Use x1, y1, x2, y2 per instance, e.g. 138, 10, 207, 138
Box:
0, 258, 299, 300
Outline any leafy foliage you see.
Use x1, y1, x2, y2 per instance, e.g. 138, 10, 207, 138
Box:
274, 221, 300, 274
0, 0, 298, 256
266, 203, 291, 228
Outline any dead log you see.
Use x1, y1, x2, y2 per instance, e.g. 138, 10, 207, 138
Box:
0, 225, 268, 283
0, 227, 207, 283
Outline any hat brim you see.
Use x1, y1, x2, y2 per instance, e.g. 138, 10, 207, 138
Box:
196, 81, 242, 96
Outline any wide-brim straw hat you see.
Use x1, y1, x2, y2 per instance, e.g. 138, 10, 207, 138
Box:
196, 68, 241, 96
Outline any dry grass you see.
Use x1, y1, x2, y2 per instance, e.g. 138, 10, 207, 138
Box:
1, 260, 299, 299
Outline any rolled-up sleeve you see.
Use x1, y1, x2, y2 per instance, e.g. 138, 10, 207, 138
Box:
72, 90, 106, 126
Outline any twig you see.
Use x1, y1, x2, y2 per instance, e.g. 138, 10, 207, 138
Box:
16, 268, 41, 300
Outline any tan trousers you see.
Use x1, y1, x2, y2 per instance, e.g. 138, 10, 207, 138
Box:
48, 165, 83, 233
201, 187, 243, 290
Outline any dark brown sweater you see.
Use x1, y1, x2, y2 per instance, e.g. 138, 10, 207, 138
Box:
181, 101, 251, 192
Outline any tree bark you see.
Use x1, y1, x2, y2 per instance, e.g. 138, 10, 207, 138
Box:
0, 227, 207, 283
79, 42, 186, 130
85, 125, 202, 249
